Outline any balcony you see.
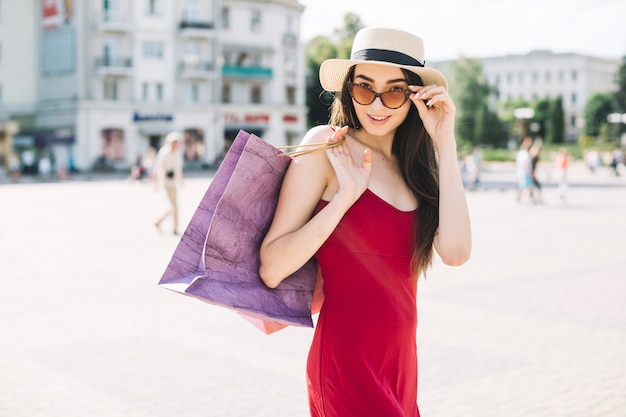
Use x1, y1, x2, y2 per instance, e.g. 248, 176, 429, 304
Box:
179, 61, 217, 79
179, 20, 216, 39
96, 11, 132, 32
95, 56, 133, 77
222, 65, 272, 80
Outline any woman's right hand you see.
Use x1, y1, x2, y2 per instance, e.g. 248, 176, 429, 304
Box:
325, 126, 372, 206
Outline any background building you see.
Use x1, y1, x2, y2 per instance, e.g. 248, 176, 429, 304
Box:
0, 0, 307, 173
474, 51, 619, 142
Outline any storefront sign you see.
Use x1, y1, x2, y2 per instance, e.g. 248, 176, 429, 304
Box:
283, 114, 298, 123
224, 113, 270, 125
133, 111, 174, 123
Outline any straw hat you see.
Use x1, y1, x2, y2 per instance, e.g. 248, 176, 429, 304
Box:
165, 132, 183, 144
319, 27, 447, 92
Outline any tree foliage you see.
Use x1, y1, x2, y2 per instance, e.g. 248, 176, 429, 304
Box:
305, 13, 364, 127
583, 92, 616, 137
446, 57, 506, 147
547, 96, 565, 144
612, 55, 626, 136
614, 55, 626, 112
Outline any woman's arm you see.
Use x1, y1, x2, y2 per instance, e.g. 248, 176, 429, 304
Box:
411, 85, 472, 266
259, 126, 371, 288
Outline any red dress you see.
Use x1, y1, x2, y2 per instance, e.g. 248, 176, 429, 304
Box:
307, 189, 420, 417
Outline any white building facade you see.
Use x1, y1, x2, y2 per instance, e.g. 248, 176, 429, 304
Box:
478, 51, 620, 142
0, 0, 307, 172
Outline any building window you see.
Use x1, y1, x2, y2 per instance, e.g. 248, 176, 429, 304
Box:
251, 85, 262, 103
188, 83, 199, 103
571, 70, 578, 81
221, 7, 229, 29
284, 52, 296, 76
251, 9, 261, 32
183, 128, 204, 161
558, 71, 564, 82
142, 82, 149, 101
545, 72, 551, 82
532, 72, 538, 82
183, 0, 199, 21
146, 0, 164, 16
104, 78, 118, 100
103, 0, 117, 21
222, 83, 231, 103
101, 128, 125, 162
143, 41, 164, 59
506, 73, 512, 84
155, 83, 163, 101
286, 86, 296, 105
571, 92, 577, 104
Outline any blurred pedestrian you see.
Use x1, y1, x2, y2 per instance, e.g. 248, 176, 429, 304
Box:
530, 137, 543, 203
555, 147, 570, 200
516, 136, 534, 203
8, 153, 21, 182
38, 154, 52, 181
153, 132, 184, 235
463, 147, 482, 191
584, 148, 601, 174
610, 148, 624, 177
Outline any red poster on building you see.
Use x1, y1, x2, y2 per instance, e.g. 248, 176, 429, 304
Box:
41, 0, 64, 30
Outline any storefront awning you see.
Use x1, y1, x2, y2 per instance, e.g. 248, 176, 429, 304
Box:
34, 131, 75, 146
137, 125, 176, 136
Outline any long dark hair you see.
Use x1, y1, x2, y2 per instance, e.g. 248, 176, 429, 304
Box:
328, 67, 439, 280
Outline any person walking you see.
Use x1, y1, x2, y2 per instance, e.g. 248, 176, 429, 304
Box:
516, 136, 534, 203
153, 132, 184, 235
259, 27, 471, 417
555, 147, 571, 200
530, 137, 543, 203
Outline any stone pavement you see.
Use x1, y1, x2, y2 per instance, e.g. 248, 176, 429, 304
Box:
0, 162, 625, 417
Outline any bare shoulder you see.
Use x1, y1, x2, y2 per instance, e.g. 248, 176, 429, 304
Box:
277, 126, 335, 210
286, 125, 335, 177
299, 124, 337, 145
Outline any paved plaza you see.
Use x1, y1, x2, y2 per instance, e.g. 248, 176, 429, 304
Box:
1, 161, 625, 417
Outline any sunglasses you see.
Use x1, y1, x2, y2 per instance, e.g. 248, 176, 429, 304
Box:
347, 82, 412, 109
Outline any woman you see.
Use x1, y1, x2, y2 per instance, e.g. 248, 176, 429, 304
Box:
260, 27, 471, 416
154, 132, 184, 235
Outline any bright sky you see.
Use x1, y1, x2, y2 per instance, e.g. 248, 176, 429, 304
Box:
299, 0, 626, 61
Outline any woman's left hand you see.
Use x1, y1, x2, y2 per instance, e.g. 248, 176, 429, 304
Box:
410, 85, 456, 149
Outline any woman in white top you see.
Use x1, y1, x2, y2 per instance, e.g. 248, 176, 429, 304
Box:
154, 132, 184, 234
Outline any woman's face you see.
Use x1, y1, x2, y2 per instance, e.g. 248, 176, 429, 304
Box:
350, 63, 411, 137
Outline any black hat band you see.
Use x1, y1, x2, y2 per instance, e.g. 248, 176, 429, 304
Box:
351, 48, 424, 67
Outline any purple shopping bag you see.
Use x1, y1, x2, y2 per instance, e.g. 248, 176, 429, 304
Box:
158, 130, 318, 334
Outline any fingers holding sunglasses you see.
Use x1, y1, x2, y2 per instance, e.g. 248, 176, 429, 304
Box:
410, 85, 455, 113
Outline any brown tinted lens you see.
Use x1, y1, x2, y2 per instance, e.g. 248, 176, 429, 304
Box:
350, 84, 375, 104
381, 90, 407, 108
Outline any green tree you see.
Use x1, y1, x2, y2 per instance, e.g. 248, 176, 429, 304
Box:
304, 13, 364, 127
613, 55, 626, 136
305, 36, 337, 126
499, 98, 530, 141
583, 92, 616, 137
531, 98, 551, 139
614, 55, 626, 112
547, 96, 565, 144
446, 57, 505, 147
